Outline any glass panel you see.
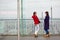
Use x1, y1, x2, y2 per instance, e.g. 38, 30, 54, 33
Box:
0, 0, 17, 40
0, 0, 17, 19
20, 0, 60, 36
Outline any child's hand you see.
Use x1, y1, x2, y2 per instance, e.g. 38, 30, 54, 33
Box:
39, 21, 41, 23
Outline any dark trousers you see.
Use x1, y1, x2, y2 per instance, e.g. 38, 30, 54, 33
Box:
44, 29, 49, 34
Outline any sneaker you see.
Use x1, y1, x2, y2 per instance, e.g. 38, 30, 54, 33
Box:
46, 34, 50, 37
33, 34, 38, 38
43, 34, 50, 38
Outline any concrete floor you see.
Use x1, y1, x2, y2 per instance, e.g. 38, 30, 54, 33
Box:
0, 35, 60, 40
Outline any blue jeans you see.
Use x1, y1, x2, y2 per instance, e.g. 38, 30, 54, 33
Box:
45, 29, 49, 34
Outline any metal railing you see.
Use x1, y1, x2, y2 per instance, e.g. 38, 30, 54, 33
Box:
0, 19, 60, 35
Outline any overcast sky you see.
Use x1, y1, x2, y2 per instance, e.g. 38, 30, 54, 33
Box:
0, 0, 60, 19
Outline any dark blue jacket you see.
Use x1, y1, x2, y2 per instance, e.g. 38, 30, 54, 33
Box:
44, 15, 49, 30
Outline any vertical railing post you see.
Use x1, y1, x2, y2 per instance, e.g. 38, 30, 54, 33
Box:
51, 6, 54, 34
21, 0, 23, 35
17, 0, 20, 40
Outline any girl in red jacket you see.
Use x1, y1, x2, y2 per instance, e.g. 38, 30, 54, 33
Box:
32, 11, 40, 37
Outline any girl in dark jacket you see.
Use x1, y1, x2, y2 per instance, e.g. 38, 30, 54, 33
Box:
44, 11, 50, 37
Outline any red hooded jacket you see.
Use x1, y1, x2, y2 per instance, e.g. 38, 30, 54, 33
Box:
32, 15, 40, 25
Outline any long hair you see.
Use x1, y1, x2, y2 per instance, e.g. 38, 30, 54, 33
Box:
45, 11, 49, 16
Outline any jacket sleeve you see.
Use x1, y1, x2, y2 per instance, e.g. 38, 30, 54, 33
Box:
36, 16, 40, 23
